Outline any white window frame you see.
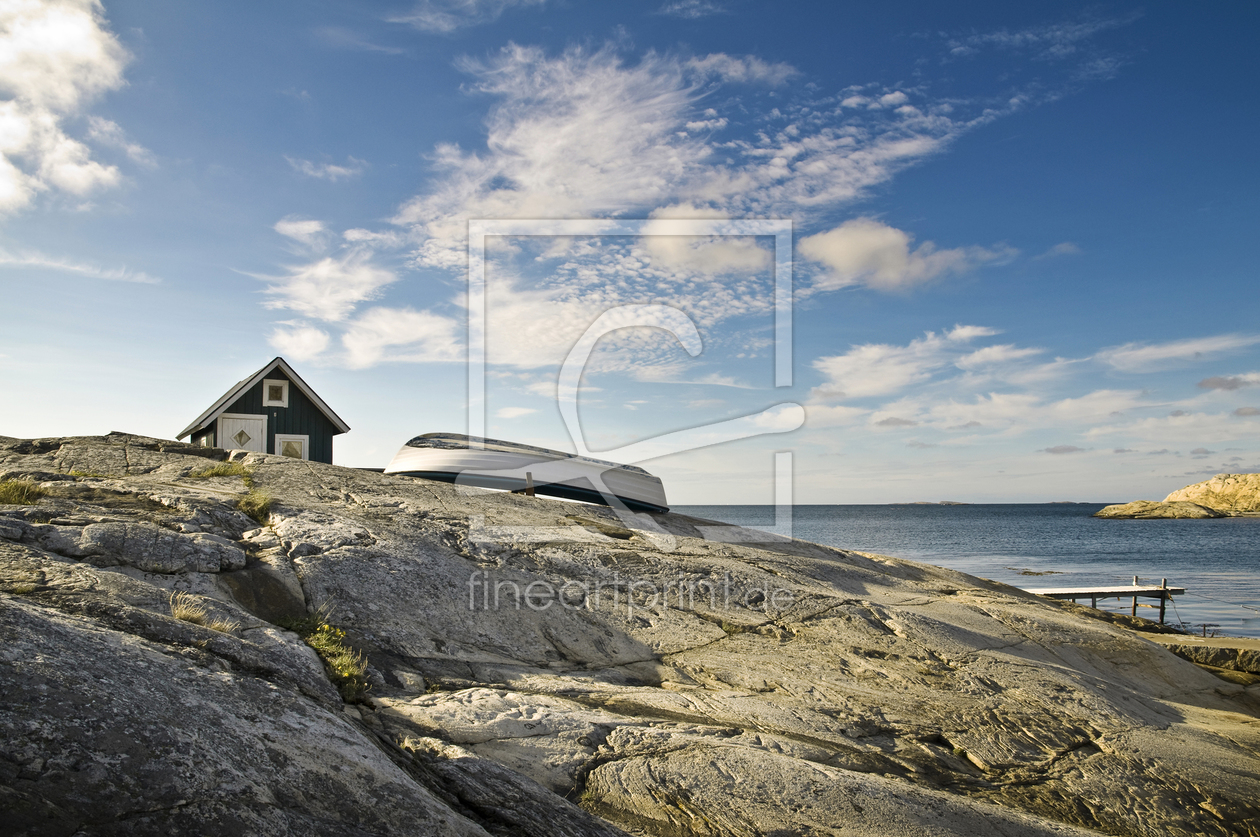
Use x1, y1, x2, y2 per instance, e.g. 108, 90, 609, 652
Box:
262, 379, 290, 408
274, 434, 309, 460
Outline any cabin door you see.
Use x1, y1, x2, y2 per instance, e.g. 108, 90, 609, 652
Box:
218, 414, 267, 452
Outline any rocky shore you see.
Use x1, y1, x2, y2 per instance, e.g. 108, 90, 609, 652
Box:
1095, 473, 1260, 519
2, 433, 1259, 836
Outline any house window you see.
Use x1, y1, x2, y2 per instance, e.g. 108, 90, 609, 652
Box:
262, 379, 289, 408
274, 434, 309, 460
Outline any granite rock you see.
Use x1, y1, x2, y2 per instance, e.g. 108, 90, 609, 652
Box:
1097, 473, 1260, 518
1164, 473, 1260, 514
2, 434, 1259, 837
1093, 500, 1228, 519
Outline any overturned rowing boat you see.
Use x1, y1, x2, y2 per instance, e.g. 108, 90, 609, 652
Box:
383, 432, 669, 513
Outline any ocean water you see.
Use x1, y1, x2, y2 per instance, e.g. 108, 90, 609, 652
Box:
673, 504, 1260, 639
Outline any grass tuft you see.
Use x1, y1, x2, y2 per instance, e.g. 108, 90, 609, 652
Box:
188, 461, 251, 479
169, 592, 239, 634
11, 582, 37, 595
278, 603, 369, 702
0, 479, 46, 505
207, 618, 240, 634
170, 591, 209, 625
306, 624, 371, 701
237, 490, 272, 524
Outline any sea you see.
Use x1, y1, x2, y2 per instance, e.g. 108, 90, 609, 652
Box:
672, 504, 1260, 639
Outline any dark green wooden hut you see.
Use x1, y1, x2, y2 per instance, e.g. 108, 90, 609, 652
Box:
177, 357, 350, 463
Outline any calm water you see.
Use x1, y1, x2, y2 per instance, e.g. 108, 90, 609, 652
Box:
674, 504, 1260, 639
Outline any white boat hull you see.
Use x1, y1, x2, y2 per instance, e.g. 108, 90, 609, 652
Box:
383, 434, 669, 513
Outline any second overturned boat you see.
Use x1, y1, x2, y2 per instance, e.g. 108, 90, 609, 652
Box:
383, 432, 669, 513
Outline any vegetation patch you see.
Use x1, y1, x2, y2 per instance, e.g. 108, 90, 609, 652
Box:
237, 490, 272, 524
0, 479, 46, 505
169, 591, 240, 634
188, 461, 251, 479
278, 604, 370, 702
186, 462, 271, 522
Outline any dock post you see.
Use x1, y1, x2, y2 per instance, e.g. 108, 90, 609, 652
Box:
1159, 577, 1167, 624
1131, 575, 1138, 617
524, 471, 535, 498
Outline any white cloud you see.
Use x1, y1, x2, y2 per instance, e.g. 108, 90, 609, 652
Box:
392, 45, 1024, 272
1096, 333, 1260, 372
955, 343, 1042, 370
640, 204, 771, 275
285, 155, 366, 181
314, 26, 404, 54
268, 324, 330, 361
274, 217, 328, 247
1085, 408, 1260, 446
1034, 241, 1081, 259
343, 228, 402, 246
524, 380, 555, 397
85, 115, 153, 166
391, 0, 546, 33
495, 406, 536, 419
946, 15, 1137, 61
920, 388, 1145, 432
0, 0, 131, 213
395, 45, 708, 269
799, 218, 1016, 292
0, 246, 158, 282
341, 306, 462, 368
657, 0, 725, 19
261, 249, 398, 321
685, 53, 797, 86
811, 325, 998, 400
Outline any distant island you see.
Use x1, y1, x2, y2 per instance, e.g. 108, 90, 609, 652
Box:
894, 500, 970, 505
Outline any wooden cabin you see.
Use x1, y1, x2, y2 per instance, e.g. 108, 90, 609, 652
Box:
177, 357, 350, 463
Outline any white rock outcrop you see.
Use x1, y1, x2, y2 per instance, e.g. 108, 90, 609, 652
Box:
1096, 473, 1260, 518
1164, 472, 1260, 513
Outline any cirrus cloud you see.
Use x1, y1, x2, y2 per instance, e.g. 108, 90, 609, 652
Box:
1097, 334, 1260, 373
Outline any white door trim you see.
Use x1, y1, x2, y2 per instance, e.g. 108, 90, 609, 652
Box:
218, 413, 267, 452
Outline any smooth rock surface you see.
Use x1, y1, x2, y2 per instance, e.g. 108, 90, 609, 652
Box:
1093, 500, 1228, 519
1096, 473, 1260, 518
2, 434, 1259, 837
1165, 473, 1260, 514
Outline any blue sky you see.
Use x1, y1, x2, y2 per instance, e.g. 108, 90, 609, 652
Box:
2, 0, 1259, 504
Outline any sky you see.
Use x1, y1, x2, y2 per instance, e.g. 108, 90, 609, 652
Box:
1, 0, 1259, 505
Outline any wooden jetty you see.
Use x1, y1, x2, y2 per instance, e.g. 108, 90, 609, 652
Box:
1024, 577, 1184, 624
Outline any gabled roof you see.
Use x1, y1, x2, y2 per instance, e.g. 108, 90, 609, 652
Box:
177, 357, 351, 440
